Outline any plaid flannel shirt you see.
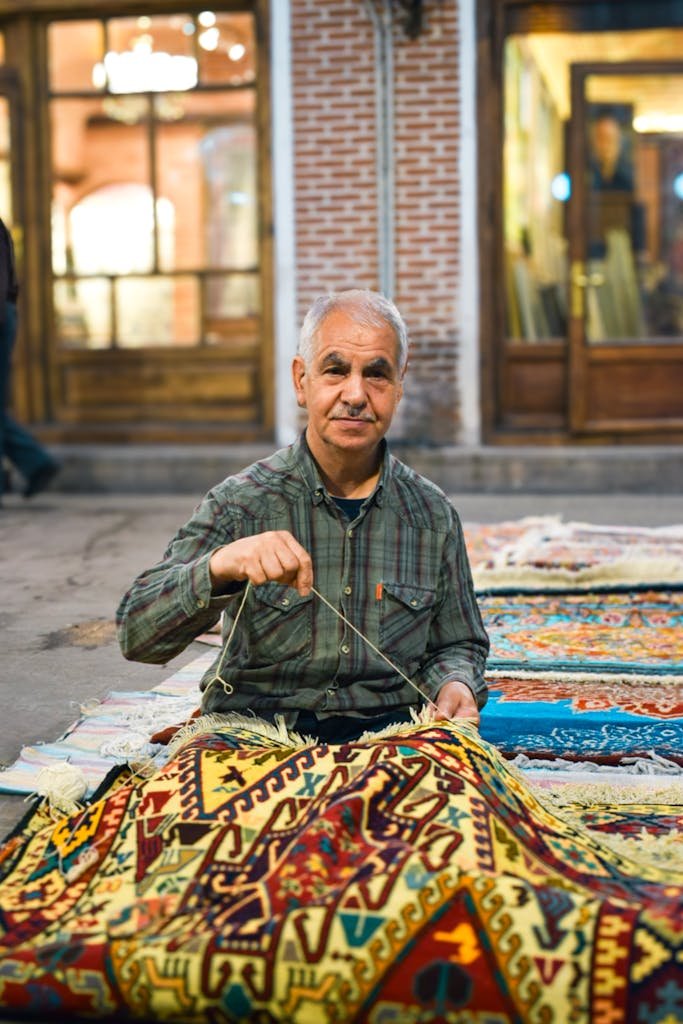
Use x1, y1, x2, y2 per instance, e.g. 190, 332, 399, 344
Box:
117, 436, 489, 721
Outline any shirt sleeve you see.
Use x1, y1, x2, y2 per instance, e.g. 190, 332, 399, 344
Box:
116, 488, 242, 664
417, 506, 490, 708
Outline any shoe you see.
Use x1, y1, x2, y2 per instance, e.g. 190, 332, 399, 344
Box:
23, 461, 61, 499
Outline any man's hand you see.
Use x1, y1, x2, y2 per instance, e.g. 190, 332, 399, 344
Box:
429, 679, 479, 724
209, 531, 313, 596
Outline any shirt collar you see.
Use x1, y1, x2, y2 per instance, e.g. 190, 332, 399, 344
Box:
294, 432, 389, 508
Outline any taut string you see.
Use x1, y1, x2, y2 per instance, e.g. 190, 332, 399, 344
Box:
207, 579, 439, 712
309, 585, 439, 712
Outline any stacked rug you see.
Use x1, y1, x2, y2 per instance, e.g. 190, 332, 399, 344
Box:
0, 515, 681, 1021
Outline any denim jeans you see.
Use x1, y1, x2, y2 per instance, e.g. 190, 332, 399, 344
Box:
0, 302, 54, 497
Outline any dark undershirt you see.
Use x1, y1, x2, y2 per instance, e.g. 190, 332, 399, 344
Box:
331, 495, 365, 520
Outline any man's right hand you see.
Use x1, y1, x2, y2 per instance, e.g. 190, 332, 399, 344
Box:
209, 531, 313, 596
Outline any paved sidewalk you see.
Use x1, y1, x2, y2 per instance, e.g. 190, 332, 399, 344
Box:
1, 490, 682, 837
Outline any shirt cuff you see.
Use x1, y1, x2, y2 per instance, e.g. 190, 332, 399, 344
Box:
182, 552, 242, 615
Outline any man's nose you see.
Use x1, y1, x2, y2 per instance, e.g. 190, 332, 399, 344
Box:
341, 372, 367, 406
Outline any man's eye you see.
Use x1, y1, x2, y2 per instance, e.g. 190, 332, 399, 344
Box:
325, 366, 345, 375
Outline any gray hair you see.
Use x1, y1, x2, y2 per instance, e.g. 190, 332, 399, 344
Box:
298, 289, 408, 371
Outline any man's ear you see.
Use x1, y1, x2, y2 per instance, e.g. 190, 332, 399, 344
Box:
292, 355, 307, 408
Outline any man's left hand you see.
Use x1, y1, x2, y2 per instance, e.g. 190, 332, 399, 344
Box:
430, 679, 479, 724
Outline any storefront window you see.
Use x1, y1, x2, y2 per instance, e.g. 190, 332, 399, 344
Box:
503, 27, 683, 343
47, 13, 259, 351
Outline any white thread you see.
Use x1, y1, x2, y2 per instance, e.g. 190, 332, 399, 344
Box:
32, 762, 88, 814
99, 731, 152, 760
310, 585, 440, 712
205, 581, 252, 696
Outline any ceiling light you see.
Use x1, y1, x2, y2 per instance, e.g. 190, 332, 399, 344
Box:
198, 27, 220, 52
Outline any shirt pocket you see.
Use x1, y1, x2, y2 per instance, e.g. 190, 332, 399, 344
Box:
379, 581, 436, 669
246, 582, 313, 664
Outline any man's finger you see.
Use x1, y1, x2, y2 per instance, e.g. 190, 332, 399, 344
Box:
278, 533, 314, 595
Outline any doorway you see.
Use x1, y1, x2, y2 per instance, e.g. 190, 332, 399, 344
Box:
480, 1, 683, 443
568, 62, 683, 433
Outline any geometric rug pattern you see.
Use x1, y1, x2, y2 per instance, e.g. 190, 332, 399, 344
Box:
1, 515, 682, 1020
1, 719, 681, 1022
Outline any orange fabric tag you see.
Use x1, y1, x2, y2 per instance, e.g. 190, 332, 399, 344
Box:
375, 582, 383, 601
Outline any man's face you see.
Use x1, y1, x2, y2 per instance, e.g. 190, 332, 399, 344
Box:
292, 308, 404, 462
591, 117, 622, 168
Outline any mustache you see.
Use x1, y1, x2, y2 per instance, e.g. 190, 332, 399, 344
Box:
331, 405, 376, 422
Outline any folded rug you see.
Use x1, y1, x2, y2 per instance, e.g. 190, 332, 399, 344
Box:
466, 516, 683, 591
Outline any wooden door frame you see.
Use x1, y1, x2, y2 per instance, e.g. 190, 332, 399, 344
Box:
0, 0, 275, 444
477, 0, 683, 445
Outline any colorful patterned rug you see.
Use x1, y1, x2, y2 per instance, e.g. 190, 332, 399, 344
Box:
481, 588, 683, 677
1, 719, 681, 1022
2, 584, 682, 800
465, 516, 683, 592
480, 673, 683, 765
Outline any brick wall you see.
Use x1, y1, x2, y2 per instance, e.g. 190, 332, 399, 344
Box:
290, 0, 462, 444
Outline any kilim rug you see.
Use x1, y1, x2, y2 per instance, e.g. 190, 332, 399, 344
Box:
0, 718, 681, 1023
465, 516, 683, 591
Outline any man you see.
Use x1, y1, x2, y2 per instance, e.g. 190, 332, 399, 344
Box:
117, 290, 489, 742
589, 112, 634, 192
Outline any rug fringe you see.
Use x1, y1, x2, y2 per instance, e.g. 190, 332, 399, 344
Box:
487, 668, 683, 685
474, 556, 683, 591
512, 750, 683, 776
166, 711, 312, 757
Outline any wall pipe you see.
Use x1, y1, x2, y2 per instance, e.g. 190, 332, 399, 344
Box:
363, 0, 396, 299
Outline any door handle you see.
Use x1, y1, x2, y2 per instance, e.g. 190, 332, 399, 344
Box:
571, 261, 605, 318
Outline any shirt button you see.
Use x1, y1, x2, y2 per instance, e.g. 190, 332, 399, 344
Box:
197, 598, 206, 608
410, 598, 418, 607
347, 529, 353, 538
343, 586, 352, 595
281, 597, 290, 606
327, 687, 336, 695
341, 644, 350, 654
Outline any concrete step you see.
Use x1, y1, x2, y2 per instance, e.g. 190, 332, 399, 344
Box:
39, 442, 683, 494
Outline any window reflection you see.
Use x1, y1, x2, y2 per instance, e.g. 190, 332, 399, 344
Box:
504, 28, 683, 344
48, 11, 260, 352
584, 74, 683, 342
116, 276, 199, 348
206, 274, 260, 339
198, 13, 256, 85
503, 37, 568, 342
48, 22, 106, 93
54, 278, 111, 349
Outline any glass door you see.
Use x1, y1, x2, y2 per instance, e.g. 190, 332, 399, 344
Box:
567, 62, 683, 433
